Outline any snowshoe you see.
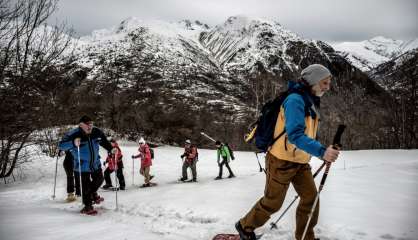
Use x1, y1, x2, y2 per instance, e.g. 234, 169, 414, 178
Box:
212, 234, 240, 240
102, 184, 113, 189
178, 177, 187, 182
139, 182, 157, 188
65, 193, 77, 202
80, 206, 97, 215
212, 234, 262, 240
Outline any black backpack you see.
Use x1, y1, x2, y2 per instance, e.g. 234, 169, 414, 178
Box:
246, 90, 310, 152
225, 143, 235, 160
149, 148, 154, 159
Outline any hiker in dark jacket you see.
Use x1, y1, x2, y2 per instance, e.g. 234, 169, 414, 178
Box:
59, 115, 115, 214
236, 64, 340, 240
61, 150, 80, 202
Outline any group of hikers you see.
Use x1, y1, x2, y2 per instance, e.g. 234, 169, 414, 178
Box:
57, 64, 341, 240
57, 117, 236, 214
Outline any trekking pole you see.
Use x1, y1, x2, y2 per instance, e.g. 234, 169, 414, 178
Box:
77, 145, 84, 205
254, 152, 266, 174
270, 161, 326, 229
200, 132, 216, 143
301, 125, 346, 240
52, 151, 60, 200
114, 149, 118, 210
132, 156, 135, 186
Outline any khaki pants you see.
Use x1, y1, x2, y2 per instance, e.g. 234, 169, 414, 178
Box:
240, 153, 319, 240
140, 166, 151, 184
182, 160, 197, 180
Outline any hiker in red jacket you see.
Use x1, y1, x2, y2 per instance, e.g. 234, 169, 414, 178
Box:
179, 139, 198, 182
132, 137, 154, 187
103, 139, 126, 190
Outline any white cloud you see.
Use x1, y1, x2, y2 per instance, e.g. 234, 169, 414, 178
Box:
48, 0, 418, 42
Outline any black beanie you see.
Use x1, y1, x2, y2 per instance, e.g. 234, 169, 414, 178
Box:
79, 115, 92, 124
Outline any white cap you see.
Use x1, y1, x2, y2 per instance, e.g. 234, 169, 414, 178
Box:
138, 137, 145, 144
185, 139, 191, 144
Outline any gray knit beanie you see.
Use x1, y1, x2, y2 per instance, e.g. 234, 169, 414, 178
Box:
300, 64, 331, 86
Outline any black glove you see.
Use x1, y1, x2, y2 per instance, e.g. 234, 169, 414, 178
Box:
180, 154, 185, 158
103, 161, 107, 166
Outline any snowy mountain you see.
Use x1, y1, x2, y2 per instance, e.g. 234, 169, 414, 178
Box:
26, 16, 395, 149
1, 144, 417, 240
331, 36, 418, 72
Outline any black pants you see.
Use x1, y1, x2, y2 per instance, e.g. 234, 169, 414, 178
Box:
63, 157, 80, 195
104, 162, 125, 188
218, 157, 234, 177
75, 169, 104, 207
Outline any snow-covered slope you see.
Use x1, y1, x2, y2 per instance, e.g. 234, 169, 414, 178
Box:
331, 36, 418, 72
200, 15, 335, 75
1, 144, 417, 240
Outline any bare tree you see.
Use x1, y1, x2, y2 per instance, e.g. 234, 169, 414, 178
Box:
0, 0, 74, 178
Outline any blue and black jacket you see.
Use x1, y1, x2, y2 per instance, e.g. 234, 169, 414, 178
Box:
59, 127, 112, 173
270, 81, 326, 163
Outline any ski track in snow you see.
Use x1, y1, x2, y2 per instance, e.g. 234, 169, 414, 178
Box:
1, 145, 418, 240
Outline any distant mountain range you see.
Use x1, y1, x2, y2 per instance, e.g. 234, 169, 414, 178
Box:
331, 36, 418, 72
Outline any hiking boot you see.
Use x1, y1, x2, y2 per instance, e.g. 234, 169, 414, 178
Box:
80, 205, 97, 215
192, 179, 197, 182
214, 176, 222, 180
102, 184, 112, 189
178, 177, 187, 182
228, 174, 236, 178
235, 221, 256, 240
150, 175, 154, 181
119, 186, 125, 190
141, 183, 151, 187
65, 192, 77, 202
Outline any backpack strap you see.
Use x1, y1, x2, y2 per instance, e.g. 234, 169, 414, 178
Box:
267, 129, 286, 151
267, 90, 312, 151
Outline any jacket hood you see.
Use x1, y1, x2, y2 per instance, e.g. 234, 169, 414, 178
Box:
287, 81, 320, 108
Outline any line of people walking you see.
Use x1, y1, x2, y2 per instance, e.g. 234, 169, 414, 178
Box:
57, 115, 237, 214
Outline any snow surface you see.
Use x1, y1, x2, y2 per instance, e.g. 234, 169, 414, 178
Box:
1, 143, 417, 240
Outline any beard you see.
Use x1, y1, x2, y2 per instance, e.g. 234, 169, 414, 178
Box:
315, 91, 325, 97
311, 86, 325, 97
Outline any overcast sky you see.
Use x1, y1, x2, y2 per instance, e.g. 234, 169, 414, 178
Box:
48, 0, 418, 42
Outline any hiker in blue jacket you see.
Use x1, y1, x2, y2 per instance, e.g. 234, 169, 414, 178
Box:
236, 64, 340, 240
59, 115, 115, 214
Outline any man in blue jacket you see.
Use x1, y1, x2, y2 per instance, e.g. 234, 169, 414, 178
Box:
59, 115, 114, 214
236, 64, 340, 240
